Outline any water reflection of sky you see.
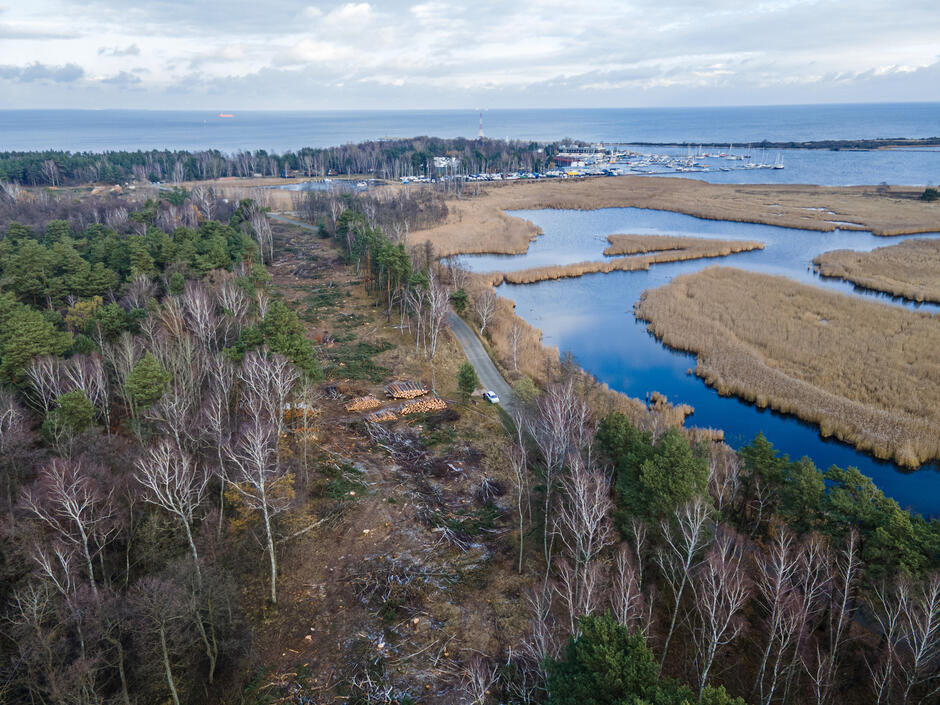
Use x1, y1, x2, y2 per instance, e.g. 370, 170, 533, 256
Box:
461, 208, 940, 516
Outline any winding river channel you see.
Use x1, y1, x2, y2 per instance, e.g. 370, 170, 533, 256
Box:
461, 207, 940, 517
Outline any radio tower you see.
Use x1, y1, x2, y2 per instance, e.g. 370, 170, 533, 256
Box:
478, 111, 484, 140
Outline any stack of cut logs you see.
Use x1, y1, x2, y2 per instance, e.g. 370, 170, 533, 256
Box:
400, 397, 447, 415
345, 395, 382, 412
384, 380, 429, 399
365, 409, 398, 422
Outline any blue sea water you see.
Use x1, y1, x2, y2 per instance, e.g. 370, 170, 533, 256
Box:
2, 105, 939, 152
2, 105, 938, 185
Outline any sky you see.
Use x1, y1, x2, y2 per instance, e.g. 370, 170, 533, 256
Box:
1, 0, 939, 109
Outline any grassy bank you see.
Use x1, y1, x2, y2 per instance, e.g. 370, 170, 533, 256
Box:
636, 266, 940, 467
814, 238, 940, 303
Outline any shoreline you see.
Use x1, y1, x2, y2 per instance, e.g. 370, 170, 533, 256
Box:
412, 176, 940, 259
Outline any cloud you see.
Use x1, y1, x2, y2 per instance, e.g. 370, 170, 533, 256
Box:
98, 43, 140, 56
99, 70, 142, 86
0, 61, 85, 83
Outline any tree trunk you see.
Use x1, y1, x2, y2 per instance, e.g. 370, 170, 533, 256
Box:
159, 623, 181, 705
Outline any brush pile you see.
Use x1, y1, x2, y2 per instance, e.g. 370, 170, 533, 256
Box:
384, 380, 429, 399
400, 397, 447, 415
345, 395, 383, 412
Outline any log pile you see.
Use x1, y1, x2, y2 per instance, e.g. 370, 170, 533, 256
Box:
365, 409, 398, 423
345, 395, 382, 412
384, 380, 429, 399
400, 397, 447, 415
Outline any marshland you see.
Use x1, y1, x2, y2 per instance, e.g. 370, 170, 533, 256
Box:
636, 266, 940, 467
814, 237, 940, 303
452, 203, 940, 514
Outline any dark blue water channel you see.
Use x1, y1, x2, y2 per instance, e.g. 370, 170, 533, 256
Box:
461, 208, 940, 517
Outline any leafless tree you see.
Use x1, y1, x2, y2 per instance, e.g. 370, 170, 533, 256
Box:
217, 278, 250, 345
31, 540, 78, 596
555, 456, 614, 630
474, 288, 498, 335
446, 255, 468, 291
22, 459, 116, 595
868, 574, 940, 705
525, 582, 559, 675
781, 533, 832, 705
63, 353, 110, 431
426, 269, 450, 388
225, 416, 292, 604
531, 379, 591, 570
805, 529, 860, 705
752, 524, 804, 705
146, 389, 199, 453
182, 279, 218, 350
131, 577, 188, 705
656, 496, 712, 673
238, 350, 299, 459
190, 184, 216, 221
25, 355, 65, 414
1, 179, 24, 202
41, 159, 61, 186
460, 654, 500, 705
692, 528, 750, 698
509, 318, 524, 372
105, 206, 128, 229
135, 441, 209, 585
708, 444, 741, 514
122, 272, 156, 310
611, 544, 646, 635
506, 440, 530, 574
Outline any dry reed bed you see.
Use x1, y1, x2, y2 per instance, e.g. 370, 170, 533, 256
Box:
636, 266, 940, 467
813, 238, 940, 304
603, 233, 763, 256
410, 177, 940, 258
478, 237, 763, 286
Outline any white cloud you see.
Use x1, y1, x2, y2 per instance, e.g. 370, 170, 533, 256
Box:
0, 0, 937, 108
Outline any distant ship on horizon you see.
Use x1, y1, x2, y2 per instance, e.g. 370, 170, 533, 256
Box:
218, 113, 234, 118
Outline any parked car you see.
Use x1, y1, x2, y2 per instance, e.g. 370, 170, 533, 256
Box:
484, 390, 500, 404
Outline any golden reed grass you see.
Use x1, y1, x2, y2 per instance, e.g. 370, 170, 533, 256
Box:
636, 266, 940, 467
478, 237, 763, 286
814, 238, 940, 304
410, 177, 940, 258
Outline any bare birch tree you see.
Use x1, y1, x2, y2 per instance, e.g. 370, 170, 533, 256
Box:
656, 495, 712, 673
225, 416, 292, 604
753, 524, 803, 705
692, 528, 750, 699
805, 528, 860, 705
509, 318, 524, 373
555, 456, 614, 630
135, 441, 209, 585
474, 288, 498, 335
611, 544, 646, 635
22, 460, 116, 595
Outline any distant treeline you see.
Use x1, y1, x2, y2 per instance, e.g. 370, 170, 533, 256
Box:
629, 137, 940, 150
0, 137, 569, 186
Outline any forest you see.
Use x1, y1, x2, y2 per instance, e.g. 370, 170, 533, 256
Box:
0, 137, 563, 186
0, 183, 937, 705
